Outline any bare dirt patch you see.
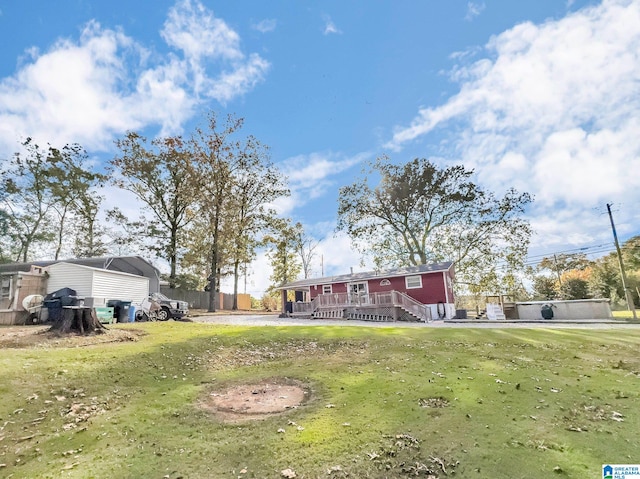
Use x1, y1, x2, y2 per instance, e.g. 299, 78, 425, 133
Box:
199, 377, 309, 423
0, 325, 144, 349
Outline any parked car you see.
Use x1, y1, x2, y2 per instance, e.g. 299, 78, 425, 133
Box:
140, 292, 189, 321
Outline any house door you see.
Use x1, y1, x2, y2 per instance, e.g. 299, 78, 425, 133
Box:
348, 282, 369, 304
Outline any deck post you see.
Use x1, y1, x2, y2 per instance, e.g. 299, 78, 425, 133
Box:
281, 289, 287, 316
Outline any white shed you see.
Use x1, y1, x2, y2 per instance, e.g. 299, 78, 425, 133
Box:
46, 262, 149, 305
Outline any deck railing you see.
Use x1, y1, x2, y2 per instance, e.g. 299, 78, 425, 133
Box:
292, 291, 431, 321
391, 291, 431, 321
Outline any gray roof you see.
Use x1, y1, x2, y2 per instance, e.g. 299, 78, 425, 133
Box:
0, 256, 161, 292
278, 261, 454, 290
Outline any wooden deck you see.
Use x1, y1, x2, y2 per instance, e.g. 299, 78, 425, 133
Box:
291, 291, 431, 322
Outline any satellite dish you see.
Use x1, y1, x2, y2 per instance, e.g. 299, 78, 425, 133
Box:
22, 294, 44, 312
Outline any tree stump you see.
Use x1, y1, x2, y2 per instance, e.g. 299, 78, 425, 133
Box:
48, 307, 107, 335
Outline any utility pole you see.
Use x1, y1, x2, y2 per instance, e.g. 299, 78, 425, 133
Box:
553, 254, 563, 287
606, 203, 637, 320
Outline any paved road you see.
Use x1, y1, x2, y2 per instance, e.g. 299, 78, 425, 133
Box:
192, 314, 640, 329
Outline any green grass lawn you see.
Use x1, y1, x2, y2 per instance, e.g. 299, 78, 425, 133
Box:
1, 322, 639, 478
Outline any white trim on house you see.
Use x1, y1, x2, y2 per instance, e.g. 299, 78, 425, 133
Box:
322, 284, 332, 294
348, 281, 369, 303
443, 271, 450, 303
405, 275, 422, 289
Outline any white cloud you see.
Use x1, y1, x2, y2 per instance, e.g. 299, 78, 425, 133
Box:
322, 15, 342, 35
465, 2, 486, 21
273, 151, 369, 216
207, 53, 270, 103
0, 0, 269, 156
386, 0, 640, 244
316, 231, 369, 277
252, 18, 277, 33
162, 0, 243, 61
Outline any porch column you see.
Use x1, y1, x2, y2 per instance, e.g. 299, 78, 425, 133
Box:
281, 289, 287, 316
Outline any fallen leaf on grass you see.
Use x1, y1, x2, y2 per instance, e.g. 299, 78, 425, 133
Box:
281, 468, 296, 478
566, 426, 587, 432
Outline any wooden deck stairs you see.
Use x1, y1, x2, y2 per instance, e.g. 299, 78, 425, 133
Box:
291, 291, 431, 322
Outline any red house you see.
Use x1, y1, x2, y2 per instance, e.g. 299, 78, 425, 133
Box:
278, 262, 455, 322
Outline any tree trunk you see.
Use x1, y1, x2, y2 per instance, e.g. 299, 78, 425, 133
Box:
208, 212, 221, 312
232, 259, 239, 310
49, 307, 107, 335
169, 223, 178, 288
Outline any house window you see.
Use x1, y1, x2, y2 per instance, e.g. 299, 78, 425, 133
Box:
405, 275, 422, 289
380, 279, 391, 286
322, 284, 332, 294
0, 277, 11, 300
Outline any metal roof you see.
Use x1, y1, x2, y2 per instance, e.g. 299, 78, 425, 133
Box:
277, 261, 454, 290
0, 256, 162, 292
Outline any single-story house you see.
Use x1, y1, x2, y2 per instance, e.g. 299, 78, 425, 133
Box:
0, 256, 161, 293
278, 262, 456, 321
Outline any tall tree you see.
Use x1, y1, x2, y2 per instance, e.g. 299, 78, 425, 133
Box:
337, 157, 532, 294
538, 252, 590, 284
532, 275, 560, 300
0, 208, 11, 263
264, 218, 302, 291
48, 144, 107, 259
188, 113, 245, 311
225, 138, 289, 309
293, 222, 318, 279
589, 237, 640, 306
0, 138, 56, 262
111, 133, 195, 287
72, 194, 108, 258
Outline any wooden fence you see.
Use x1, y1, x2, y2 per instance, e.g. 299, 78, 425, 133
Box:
160, 288, 251, 310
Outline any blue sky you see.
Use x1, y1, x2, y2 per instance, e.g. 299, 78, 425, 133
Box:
1, 0, 639, 295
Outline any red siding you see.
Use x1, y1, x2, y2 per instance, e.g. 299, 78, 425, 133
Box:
308, 270, 452, 305
309, 282, 347, 299
368, 272, 448, 304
